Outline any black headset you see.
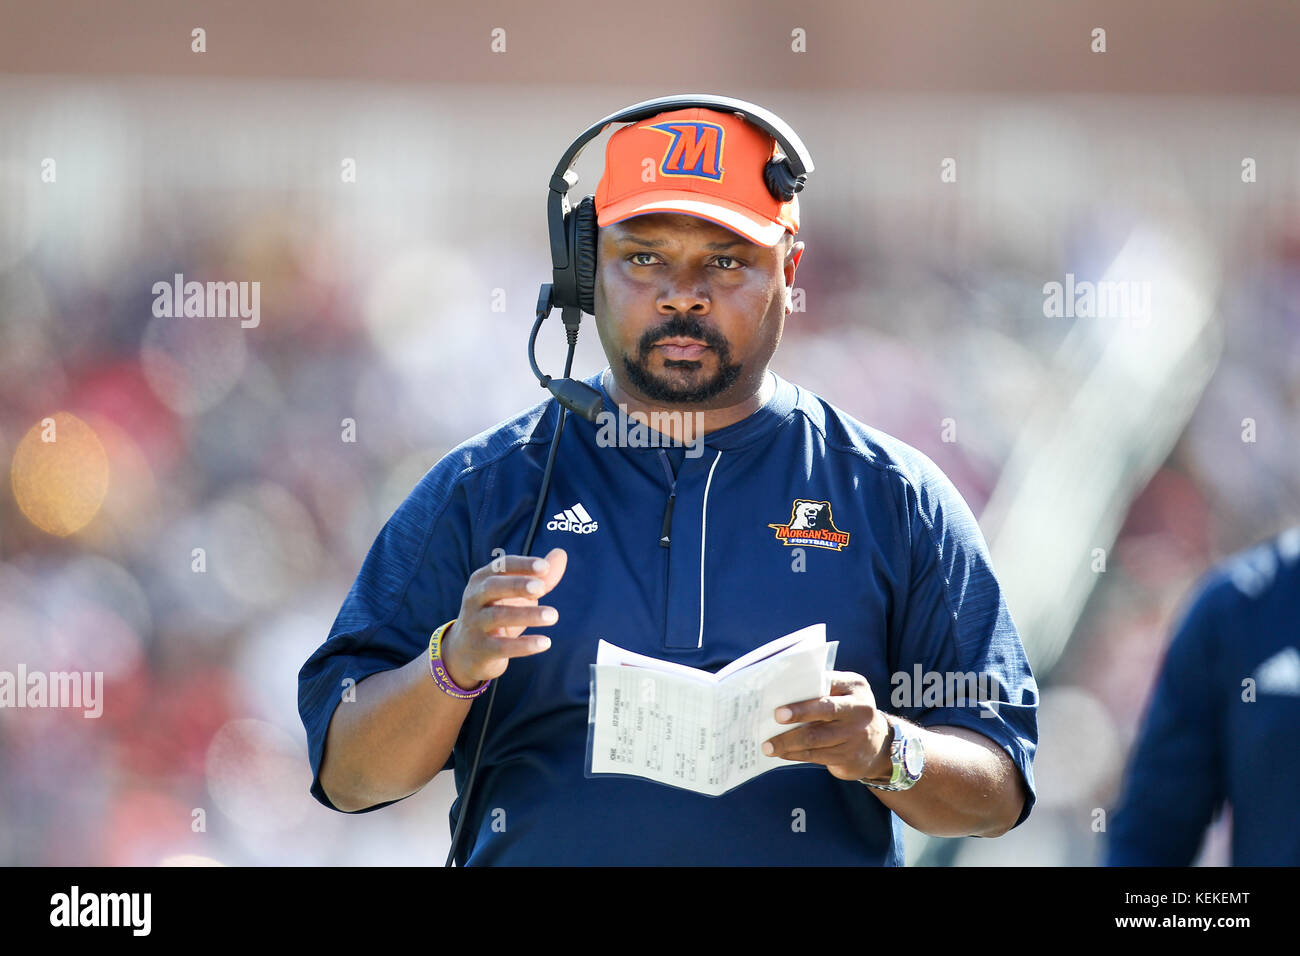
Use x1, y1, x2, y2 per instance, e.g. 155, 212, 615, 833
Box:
446, 94, 815, 866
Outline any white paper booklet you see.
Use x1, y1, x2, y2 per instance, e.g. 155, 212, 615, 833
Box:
585, 623, 838, 796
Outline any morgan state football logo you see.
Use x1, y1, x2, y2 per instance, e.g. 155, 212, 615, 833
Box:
649, 121, 726, 182
768, 500, 850, 551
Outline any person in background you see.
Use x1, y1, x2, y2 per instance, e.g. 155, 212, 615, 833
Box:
1108, 526, 1300, 865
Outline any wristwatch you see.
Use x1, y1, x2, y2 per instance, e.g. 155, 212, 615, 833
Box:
861, 720, 925, 792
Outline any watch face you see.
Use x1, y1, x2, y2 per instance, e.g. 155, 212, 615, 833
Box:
903, 738, 924, 778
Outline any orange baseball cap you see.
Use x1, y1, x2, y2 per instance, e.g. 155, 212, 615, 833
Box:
594, 107, 799, 247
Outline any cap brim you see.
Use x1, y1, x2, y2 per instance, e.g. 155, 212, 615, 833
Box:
596, 192, 790, 247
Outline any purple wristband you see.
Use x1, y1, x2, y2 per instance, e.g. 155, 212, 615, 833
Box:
428, 620, 490, 700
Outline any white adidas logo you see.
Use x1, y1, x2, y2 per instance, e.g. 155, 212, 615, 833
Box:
547, 502, 599, 535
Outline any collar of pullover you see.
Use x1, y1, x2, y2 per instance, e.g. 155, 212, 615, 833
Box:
584, 365, 799, 453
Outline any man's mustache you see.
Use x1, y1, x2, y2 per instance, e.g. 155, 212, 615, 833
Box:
637, 316, 730, 358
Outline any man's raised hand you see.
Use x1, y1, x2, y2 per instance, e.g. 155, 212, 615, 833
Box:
439, 548, 568, 689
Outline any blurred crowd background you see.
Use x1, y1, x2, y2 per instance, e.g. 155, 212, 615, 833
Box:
1, 1, 1298, 865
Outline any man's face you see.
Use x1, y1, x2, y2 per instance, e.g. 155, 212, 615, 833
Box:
593, 212, 803, 407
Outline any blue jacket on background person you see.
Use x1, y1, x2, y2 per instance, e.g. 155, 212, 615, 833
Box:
1108, 527, 1300, 865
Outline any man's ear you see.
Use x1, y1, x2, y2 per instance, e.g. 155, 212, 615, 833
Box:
786, 240, 804, 279
784, 241, 805, 307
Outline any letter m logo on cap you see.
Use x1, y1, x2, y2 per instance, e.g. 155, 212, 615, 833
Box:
650, 121, 725, 182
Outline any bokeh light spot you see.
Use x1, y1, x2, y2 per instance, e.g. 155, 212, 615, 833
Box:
10, 412, 110, 536
205, 718, 311, 834
140, 312, 248, 415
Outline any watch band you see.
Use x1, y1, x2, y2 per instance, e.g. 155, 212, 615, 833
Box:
861, 719, 923, 792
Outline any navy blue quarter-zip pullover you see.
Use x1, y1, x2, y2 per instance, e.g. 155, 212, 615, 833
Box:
299, 367, 1039, 865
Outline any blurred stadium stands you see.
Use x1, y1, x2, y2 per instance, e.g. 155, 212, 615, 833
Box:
1, 2, 1298, 866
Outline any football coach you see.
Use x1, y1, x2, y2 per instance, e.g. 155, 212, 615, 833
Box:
298, 96, 1039, 865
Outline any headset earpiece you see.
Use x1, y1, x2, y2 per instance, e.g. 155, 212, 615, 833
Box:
572, 196, 599, 316
763, 154, 806, 203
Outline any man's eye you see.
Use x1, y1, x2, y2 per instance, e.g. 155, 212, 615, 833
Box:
713, 256, 742, 270
628, 253, 657, 266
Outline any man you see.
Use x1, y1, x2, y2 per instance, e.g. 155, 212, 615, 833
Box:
298, 103, 1038, 865
1107, 527, 1300, 865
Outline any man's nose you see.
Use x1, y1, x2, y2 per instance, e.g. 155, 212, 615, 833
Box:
657, 271, 710, 315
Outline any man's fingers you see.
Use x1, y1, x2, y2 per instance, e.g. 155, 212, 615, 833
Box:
451, 550, 566, 680
537, 548, 568, 591
489, 633, 553, 659
774, 693, 857, 725
475, 555, 551, 579
478, 603, 558, 631
766, 738, 856, 765
475, 573, 550, 607
472, 549, 566, 604
828, 672, 868, 693
764, 721, 851, 758
771, 748, 830, 766
774, 673, 874, 723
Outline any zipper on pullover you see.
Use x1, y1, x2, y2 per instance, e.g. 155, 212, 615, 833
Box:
656, 449, 677, 547
659, 447, 722, 650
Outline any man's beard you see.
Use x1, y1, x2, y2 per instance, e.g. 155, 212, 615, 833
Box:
621, 314, 743, 404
